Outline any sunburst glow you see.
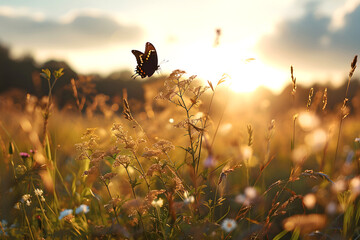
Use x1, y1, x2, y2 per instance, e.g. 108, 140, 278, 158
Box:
227, 59, 288, 93
176, 43, 288, 94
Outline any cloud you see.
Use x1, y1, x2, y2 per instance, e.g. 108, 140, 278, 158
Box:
0, 11, 144, 49
256, 1, 360, 77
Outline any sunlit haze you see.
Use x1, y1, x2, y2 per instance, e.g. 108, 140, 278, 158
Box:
0, 0, 359, 93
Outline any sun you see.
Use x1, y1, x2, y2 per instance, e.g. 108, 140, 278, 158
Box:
177, 43, 288, 94
227, 59, 288, 93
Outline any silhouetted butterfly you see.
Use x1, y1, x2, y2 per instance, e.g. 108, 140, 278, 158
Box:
132, 42, 159, 78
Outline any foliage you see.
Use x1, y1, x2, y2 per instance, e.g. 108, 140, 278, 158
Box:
0, 61, 360, 239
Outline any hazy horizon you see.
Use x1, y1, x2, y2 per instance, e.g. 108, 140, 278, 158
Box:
0, 0, 359, 93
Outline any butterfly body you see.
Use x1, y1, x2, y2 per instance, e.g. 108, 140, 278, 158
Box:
132, 42, 159, 78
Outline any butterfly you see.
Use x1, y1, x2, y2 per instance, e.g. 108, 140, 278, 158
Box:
131, 42, 159, 78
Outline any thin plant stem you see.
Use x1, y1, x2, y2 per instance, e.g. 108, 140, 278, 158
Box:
211, 176, 221, 222
210, 84, 230, 149
23, 204, 35, 240
102, 179, 121, 226
195, 89, 216, 176
155, 206, 166, 240
124, 167, 148, 240
31, 181, 53, 234
334, 55, 357, 168
291, 115, 297, 151
132, 151, 150, 191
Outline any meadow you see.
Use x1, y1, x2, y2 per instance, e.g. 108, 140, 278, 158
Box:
0, 59, 360, 239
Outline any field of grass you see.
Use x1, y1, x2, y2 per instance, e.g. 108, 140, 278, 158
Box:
0, 63, 360, 239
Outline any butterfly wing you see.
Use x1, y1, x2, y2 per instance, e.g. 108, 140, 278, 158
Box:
132, 42, 158, 78
141, 42, 158, 77
131, 50, 144, 65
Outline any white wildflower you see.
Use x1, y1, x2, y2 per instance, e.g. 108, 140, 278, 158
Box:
75, 204, 90, 214
151, 198, 164, 208
22, 194, 31, 206
34, 188, 43, 197
58, 209, 73, 220
22, 194, 31, 202
221, 218, 237, 232
183, 191, 195, 204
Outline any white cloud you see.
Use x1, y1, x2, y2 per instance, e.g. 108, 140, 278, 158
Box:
0, 8, 144, 50
0, 6, 45, 21
329, 0, 360, 31
256, 0, 360, 84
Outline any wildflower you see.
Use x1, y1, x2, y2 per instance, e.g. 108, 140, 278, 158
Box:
113, 155, 131, 168
19, 152, 30, 159
100, 172, 117, 181
146, 164, 165, 177
355, 138, 360, 143
153, 139, 175, 153
34, 188, 43, 196
142, 148, 162, 158
34, 188, 45, 201
221, 218, 237, 232
22, 194, 31, 206
58, 209, 73, 220
183, 191, 195, 204
16, 165, 27, 175
151, 198, 164, 208
14, 202, 20, 210
75, 204, 90, 214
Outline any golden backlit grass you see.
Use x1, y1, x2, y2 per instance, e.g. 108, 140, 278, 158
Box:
0, 64, 359, 239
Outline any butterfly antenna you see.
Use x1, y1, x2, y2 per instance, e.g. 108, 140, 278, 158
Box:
160, 59, 169, 65
131, 72, 138, 79
156, 59, 168, 74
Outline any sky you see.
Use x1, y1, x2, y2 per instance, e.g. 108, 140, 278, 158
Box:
0, 0, 359, 93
